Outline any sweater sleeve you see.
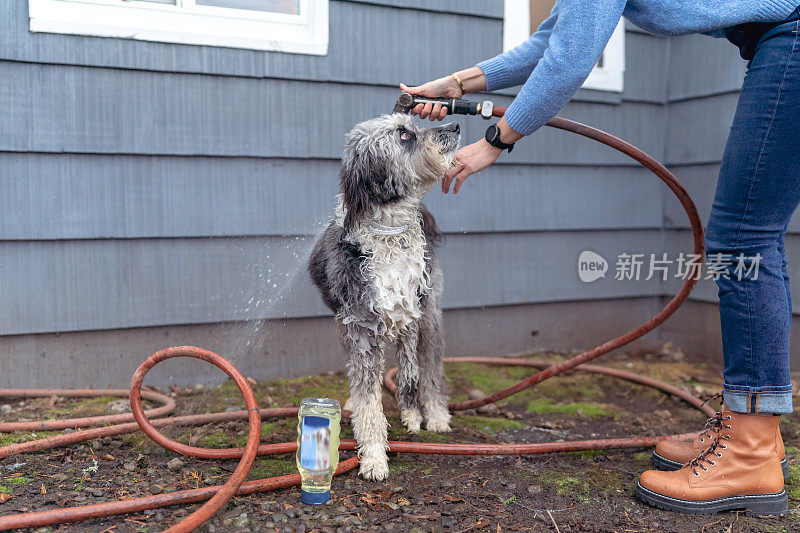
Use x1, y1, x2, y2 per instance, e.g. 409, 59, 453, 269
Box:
477, 3, 559, 92
501, 0, 628, 136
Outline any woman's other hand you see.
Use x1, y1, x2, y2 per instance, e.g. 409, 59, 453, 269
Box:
442, 140, 502, 194
399, 77, 461, 121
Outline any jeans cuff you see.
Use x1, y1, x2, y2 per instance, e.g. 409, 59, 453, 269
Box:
723, 385, 793, 414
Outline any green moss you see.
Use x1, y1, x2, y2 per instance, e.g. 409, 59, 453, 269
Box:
0, 485, 10, 494
388, 462, 408, 475
567, 449, 605, 459
533, 467, 623, 497
526, 398, 619, 418
48, 396, 119, 416
0, 431, 61, 447
444, 360, 610, 406
454, 415, 524, 432
260, 421, 284, 438
632, 451, 652, 463
195, 432, 246, 449
219, 373, 350, 408
11, 476, 33, 486
415, 430, 453, 443
536, 471, 585, 495
247, 456, 296, 479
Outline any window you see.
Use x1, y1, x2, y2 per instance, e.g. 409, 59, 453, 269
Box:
29, 0, 329, 55
502, 0, 625, 92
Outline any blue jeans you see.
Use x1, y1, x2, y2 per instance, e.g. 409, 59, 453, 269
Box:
707, 17, 800, 414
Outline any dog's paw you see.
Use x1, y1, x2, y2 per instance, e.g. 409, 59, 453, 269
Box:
400, 408, 423, 434
359, 453, 390, 481
425, 408, 452, 433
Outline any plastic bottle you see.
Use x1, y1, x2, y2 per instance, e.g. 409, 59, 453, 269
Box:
296, 397, 341, 505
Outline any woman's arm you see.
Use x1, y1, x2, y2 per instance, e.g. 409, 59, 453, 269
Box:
502, 0, 627, 135
441, 0, 628, 194
477, 2, 559, 92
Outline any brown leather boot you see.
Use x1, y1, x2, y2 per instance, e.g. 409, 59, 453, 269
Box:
636, 408, 788, 516
652, 410, 789, 478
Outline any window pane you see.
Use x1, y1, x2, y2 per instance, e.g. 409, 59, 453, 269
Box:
196, 0, 299, 14
136, 0, 177, 4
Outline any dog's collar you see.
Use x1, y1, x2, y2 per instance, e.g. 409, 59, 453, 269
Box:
368, 221, 410, 236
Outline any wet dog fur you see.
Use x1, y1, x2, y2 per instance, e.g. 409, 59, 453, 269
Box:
308, 114, 460, 480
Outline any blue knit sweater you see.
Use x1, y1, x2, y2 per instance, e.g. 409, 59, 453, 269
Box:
477, 0, 800, 135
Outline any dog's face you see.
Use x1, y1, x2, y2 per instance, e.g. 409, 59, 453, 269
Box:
340, 114, 460, 229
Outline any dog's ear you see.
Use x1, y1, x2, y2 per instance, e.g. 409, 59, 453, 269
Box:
340, 145, 399, 231
340, 148, 373, 231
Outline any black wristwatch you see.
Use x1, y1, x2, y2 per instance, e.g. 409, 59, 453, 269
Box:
484, 124, 515, 153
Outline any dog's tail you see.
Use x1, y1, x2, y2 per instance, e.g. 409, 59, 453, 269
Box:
420, 204, 444, 247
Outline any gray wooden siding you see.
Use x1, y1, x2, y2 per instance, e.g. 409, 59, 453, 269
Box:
0, 156, 662, 239
0, 231, 664, 335
0, 0, 729, 340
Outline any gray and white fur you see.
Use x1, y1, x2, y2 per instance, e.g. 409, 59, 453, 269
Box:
308, 114, 459, 480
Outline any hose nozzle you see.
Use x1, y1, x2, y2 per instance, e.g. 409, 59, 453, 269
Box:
392, 91, 494, 119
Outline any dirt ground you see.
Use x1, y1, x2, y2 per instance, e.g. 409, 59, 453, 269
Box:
1, 345, 799, 532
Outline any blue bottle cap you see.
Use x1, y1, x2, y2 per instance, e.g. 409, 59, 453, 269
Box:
301, 489, 330, 505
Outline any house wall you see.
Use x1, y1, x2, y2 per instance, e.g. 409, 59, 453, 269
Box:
2, 1, 791, 387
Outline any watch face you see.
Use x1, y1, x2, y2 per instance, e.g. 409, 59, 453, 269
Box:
485, 125, 498, 143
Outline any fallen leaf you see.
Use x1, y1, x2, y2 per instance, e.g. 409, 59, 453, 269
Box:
0, 494, 11, 503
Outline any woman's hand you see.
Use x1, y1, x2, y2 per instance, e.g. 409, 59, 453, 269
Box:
442, 139, 502, 194
399, 77, 462, 121
400, 67, 487, 121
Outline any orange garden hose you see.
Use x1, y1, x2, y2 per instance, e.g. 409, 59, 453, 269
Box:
0, 109, 706, 531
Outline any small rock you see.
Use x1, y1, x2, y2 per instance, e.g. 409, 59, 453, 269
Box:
506, 483, 517, 491
62, 428, 75, 434
166, 458, 184, 472
233, 514, 249, 528
477, 404, 499, 414
84, 487, 104, 497
527, 484, 543, 495
656, 341, 686, 362
0, 405, 12, 414
105, 399, 132, 415
272, 512, 288, 522
441, 480, 454, 488
225, 406, 242, 412
123, 462, 137, 472
467, 389, 486, 400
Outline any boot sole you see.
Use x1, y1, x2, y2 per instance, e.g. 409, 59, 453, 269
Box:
635, 483, 788, 517
652, 452, 789, 479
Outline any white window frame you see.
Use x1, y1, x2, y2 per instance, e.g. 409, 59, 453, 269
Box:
502, 0, 625, 93
29, 0, 329, 55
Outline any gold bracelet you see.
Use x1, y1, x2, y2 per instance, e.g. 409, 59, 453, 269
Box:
450, 72, 465, 93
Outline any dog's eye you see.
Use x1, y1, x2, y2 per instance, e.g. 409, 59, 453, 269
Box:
400, 131, 411, 141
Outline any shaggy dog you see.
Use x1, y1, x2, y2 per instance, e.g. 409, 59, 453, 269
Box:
308, 113, 460, 480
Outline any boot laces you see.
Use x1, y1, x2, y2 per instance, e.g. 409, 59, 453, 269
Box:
689, 411, 731, 476
697, 394, 724, 442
